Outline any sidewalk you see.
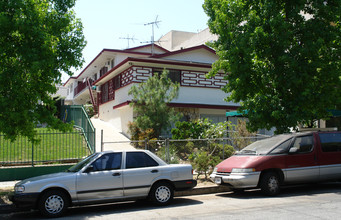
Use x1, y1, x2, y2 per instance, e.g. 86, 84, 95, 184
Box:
91, 118, 135, 152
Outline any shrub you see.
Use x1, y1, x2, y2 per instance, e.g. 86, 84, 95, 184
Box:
189, 150, 220, 180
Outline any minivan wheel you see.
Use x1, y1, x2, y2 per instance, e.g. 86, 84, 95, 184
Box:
149, 182, 174, 206
260, 172, 280, 196
38, 190, 69, 217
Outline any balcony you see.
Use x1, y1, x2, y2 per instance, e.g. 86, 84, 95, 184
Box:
74, 79, 94, 97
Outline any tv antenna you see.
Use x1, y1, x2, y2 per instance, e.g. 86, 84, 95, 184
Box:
119, 35, 137, 48
143, 15, 161, 55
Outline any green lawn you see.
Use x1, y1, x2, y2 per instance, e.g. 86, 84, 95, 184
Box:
0, 128, 91, 165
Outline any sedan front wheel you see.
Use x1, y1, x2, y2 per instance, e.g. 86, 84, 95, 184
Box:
38, 189, 69, 217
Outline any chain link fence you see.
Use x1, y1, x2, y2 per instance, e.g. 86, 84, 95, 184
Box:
101, 134, 270, 164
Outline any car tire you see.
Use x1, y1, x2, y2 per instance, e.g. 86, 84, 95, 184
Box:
38, 189, 69, 218
149, 182, 174, 206
260, 172, 280, 196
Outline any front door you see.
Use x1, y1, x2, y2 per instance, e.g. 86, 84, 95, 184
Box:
76, 152, 124, 201
284, 135, 319, 183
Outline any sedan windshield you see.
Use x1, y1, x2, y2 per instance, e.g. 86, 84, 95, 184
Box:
67, 153, 99, 172
236, 135, 291, 155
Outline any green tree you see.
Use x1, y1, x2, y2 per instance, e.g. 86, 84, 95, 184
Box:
204, 0, 341, 133
0, 0, 86, 142
128, 69, 180, 139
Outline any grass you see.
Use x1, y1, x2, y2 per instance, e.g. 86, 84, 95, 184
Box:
0, 128, 91, 165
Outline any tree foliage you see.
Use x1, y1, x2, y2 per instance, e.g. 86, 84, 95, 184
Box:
128, 70, 180, 139
0, 0, 86, 142
204, 0, 341, 133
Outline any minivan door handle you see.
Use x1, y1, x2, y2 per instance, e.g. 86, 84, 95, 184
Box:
112, 172, 121, 176
151, 169, 159, 173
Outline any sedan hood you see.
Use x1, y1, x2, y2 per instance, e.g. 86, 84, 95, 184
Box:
18, 172, 74, 185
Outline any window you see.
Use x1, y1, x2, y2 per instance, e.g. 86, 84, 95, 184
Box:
111, 59, 115, 69
101, 83, 108, 103
113, 75, 121, 90
320, 133, 341, 152
126, 152, 159, 169
270, 138, 292, 154
169, 70, 181, 83
153, 68, 181, 83
91, 153, 122, 171
290, 135, 314, 154
100, 66, 108, 77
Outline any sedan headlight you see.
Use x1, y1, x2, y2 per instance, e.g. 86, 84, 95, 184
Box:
231, 168, 255, 173
15, 185, 25, 193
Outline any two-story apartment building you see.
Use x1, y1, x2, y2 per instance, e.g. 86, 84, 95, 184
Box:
64, 29, 240, 137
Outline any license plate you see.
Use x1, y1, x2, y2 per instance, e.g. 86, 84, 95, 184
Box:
215, 177, 222, 184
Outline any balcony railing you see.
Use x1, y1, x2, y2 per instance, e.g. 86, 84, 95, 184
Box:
74, 79, 94, 97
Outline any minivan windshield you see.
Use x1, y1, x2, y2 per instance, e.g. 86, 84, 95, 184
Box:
236, 135, 291, 155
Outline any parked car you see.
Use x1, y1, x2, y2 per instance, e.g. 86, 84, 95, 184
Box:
10, 150, 197, 217
210, 130, 341, 196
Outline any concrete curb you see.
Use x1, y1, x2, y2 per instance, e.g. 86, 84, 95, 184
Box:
175, 185, 231, 197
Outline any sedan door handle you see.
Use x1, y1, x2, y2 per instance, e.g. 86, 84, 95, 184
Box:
151, 170, 159, 173
112, 172, 121, 176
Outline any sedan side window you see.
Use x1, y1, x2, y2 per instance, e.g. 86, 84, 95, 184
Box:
126, 152, 159, 169
289, 135, 314, 154
92, 153, 122, 171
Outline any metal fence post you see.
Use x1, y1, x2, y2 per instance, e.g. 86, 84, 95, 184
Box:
145, 138, 148, 150
31, 142, 34, 167
222, 140, 225, 160
101, 129, 104, 152
166, 138, 170, 163
94, 128, 96, 153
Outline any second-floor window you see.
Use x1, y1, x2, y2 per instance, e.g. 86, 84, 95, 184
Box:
100, 66, 108, 77
153, 68, 181, 83
114, 75, 121, 90
101, 83, 108, 103
111, 59, 115, 69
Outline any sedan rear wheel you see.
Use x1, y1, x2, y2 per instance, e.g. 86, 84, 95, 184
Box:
150, 182, 174, 206
260, 172, 280, 196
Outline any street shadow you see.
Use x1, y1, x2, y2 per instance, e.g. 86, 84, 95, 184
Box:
1, 197, 202, 220
216, 181, 341, 199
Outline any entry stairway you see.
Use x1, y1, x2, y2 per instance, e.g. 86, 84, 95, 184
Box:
90, 118, 135, 152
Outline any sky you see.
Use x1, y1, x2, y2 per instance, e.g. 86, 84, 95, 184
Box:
64, 0, 209, 81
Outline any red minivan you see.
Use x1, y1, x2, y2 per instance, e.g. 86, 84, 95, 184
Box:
210, 131, 341, 195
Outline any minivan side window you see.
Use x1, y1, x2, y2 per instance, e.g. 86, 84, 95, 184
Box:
319, 133, 341, 152
290, 135, 314, 154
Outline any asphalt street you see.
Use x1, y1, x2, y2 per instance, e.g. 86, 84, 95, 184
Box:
2, 182, 341, 220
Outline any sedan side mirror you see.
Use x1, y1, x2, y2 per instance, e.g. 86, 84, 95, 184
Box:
84, 165, 95, 173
